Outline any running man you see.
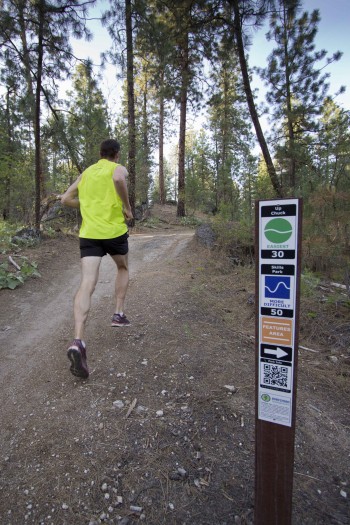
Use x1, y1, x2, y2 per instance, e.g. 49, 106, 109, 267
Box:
61, 139, 133, 379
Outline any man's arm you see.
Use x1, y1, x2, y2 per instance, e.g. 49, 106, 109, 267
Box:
60, 175, 82, 209
113, 165, 133, 220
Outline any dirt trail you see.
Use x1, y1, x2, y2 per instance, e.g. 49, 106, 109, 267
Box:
0, 230, 193, 390
0, 211, 349, 525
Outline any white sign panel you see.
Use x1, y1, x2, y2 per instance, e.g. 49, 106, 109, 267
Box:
258, 199, 300, 427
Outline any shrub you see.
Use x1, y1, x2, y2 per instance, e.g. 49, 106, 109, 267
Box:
0, 257, 40, 290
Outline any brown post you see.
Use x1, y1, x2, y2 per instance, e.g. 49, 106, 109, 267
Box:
255, 199, 303, 525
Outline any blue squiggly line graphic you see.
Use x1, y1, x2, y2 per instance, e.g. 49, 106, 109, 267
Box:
265, 282, 291, 294
265, 276, 291, 299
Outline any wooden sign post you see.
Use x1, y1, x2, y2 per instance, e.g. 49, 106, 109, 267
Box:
255, 199, 303, 525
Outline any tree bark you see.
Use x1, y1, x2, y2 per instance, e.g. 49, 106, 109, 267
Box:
141, 71, 150, 204
231, 0, 283, 198
34, 0, 45, 231
221, 67, 229, 204
126, 0, 136, 224
177, 30, 189, 218
158, 69, 165, 204
3, 88, 13, 220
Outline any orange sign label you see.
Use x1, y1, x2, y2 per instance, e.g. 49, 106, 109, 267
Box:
261, 317, 293, 345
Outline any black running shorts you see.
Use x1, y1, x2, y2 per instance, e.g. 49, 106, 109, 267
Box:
79, 233, 129, 258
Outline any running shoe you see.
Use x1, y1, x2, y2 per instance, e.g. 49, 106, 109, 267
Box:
111, 313, 130, 327
67, 339, 89, 379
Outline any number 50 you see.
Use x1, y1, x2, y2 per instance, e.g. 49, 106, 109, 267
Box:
271, 309, 283, 316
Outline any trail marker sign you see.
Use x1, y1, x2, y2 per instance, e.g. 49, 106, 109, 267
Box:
255, 199, 302, 525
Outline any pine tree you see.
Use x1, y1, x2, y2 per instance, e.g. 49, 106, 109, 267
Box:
0, 0, 95, 228
0, 59, 25, 220
258, 0, 343, 192
103, 0, 152, 222
316, 99, 350, 191
65, 62, 110, 170
134, 2, 177, 205
151, 0, 217, 217
184, 129, 215, 214
134, 58, 158, 205
207, 38, 256, 217
224, 0, 283, 197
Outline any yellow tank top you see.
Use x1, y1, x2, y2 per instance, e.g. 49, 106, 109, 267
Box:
78, 159, 128, 239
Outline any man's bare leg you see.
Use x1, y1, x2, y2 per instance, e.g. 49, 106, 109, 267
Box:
110, 253, 130, 326
74, 256, 102, 340
111, 253, 129, 314
67, 256, 101, 379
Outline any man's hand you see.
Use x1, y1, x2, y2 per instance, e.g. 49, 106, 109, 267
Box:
123, 206, 134, 221
61, 176, 81, 209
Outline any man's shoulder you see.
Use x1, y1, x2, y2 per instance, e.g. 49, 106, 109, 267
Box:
85, 159, 117, 173
113, 164, 127, 177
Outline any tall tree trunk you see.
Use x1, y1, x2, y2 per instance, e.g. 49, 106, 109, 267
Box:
18, 1, 39, 224
214, 127, 219, 212
177, 31, 189, 218
221, 68, 229, 205
3, 88, 13, 220
34, 0, 45, 230
158, 70, 165, 205
231, 0, 283, 198
142, 73, 149, 204
126, 0, 136, 224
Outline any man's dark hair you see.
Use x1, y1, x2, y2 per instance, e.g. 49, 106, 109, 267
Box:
100, 139, 120, 160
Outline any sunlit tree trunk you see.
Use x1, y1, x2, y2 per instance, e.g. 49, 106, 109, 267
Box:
231, 0, 283, 197
177, 30, 189, 217
34, 0, 45, 230
126, 0, 136, 224
3, 88, 13, 220
158, 69, 165, 204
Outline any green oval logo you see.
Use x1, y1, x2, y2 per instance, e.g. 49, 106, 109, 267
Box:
264, 218, 292, 244
261, 394, 271, 402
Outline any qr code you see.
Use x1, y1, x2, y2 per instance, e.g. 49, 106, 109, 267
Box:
262, 363, 289, 388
